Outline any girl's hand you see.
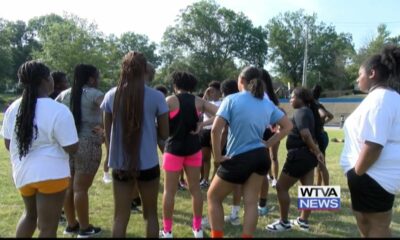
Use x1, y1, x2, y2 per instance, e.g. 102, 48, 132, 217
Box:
190, 122, 203, 135
315, 151, 325, 165
215, 155, 230, 163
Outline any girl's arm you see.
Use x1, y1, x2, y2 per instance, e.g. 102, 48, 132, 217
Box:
354, 141, 383, 175
299, 128, 324, 164
211, 116, 230, 163
263, 116, 293, 149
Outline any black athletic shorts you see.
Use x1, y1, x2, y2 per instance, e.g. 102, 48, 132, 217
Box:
199, 129, 212, 148
347, 168, 395, 212
217, 147, 270, 184
112, 165, 160, 182
282, 147, 318, 178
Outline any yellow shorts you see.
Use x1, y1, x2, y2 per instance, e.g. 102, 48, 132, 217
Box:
19, 178, 70, 197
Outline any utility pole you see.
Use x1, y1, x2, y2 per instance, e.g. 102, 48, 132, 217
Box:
302, 25, 309, 87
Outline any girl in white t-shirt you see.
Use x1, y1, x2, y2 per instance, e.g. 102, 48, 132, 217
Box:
340, 45, 400, 237
1, 61, 79, 238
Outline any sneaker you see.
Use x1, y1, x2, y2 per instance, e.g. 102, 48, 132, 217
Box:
102, 172, 112, 184
159, 230, 173, 238
266, 220, 292, 232
77, 225, 102, 238
193, 228, 203, 238
224, 215, 240, 226
178, 180, 187, 191
271, 179, 277, 188
131, 204, 142, 214
131, 201, 142, 213
291, 217, 310, 231
132, 197, 142, 207
258, 206, 269, 216
63, 222, 80, 235
59, 214, 66, 225
201, 217, 210, 229
267, 174, 272, 181
200, 179, 209, 189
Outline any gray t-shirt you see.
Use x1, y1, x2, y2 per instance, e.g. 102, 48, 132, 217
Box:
286, 106, 315, 149
100, 86, 169, 170
56, 87, 104, 139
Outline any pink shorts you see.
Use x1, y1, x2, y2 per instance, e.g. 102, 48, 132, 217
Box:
163, 151, 203, 171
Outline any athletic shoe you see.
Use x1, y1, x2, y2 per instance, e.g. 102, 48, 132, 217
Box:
178, 180, 187, 191
131, 205, 142, 214
77, 225, 102, 238
200, 179, 209, 189
271, 179, 277, 188
266, 174, 272, 181
132, 197, 142, 207
102, 172, 112, 184
131, 198, 142, 213
63, 222, 80, 235
266, 220, 292, 232
291, 217, 310, 231
159, 230, 173, 238
192, 228, 204, 238
224, 215, 240, 226
201, 217, 210, 229
59, 213, 66, 225
258, 206, 269, 216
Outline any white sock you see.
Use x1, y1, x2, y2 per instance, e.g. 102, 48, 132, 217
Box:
231, 205, 240, 218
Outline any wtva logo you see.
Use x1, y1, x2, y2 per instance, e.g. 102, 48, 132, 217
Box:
298, 186, 341, 211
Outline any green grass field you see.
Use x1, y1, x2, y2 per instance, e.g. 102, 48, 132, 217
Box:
0, 126, 399, 237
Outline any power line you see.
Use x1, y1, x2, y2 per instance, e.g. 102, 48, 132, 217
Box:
326, 20, 400, 26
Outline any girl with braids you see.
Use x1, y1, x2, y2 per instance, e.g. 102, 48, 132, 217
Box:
208, 66, 292, 238
267, 87, 324, 232
1, 60, 79, 237
56, 64, 104, 237
101, 51, 169, 237
160, 71, 218, 238
340, 45, 400, 237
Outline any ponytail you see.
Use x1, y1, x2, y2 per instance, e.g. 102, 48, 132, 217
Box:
309, 100, 323, 146
248, 77, 264, 99
260, 68, 279, 105
240, 66, 264, 99
70, 64, 98, 133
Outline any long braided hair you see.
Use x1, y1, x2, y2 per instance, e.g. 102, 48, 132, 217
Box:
15, 61, 51, 159
112, 52, 147, 172
70, 64, 98, 133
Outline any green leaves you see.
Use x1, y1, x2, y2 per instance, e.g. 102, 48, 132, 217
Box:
267, 10, 355, 90
158, 0, 268, 90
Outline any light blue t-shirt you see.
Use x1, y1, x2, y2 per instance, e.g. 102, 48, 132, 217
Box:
100, 86, 169, 170
217, 91, 284, 157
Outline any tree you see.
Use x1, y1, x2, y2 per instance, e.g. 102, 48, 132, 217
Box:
118, 32, 161, 67
267, 10, 354, 90
32, 14, 110, 87
351, 24, 400, 92
159, 0, 267, 89
0, 19, 13, 89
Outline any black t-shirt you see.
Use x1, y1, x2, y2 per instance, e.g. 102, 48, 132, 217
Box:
286, 107, 315, 150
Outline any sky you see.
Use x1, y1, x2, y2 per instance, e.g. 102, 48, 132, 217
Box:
1, 0, 400, 51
